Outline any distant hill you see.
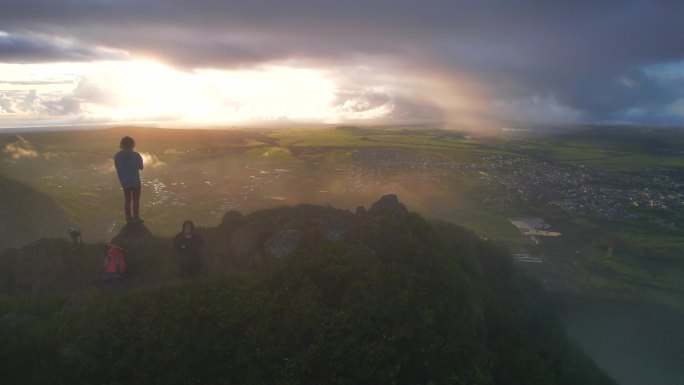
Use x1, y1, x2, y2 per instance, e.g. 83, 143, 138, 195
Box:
0, 195, 615, 384
0, 173, 71, 249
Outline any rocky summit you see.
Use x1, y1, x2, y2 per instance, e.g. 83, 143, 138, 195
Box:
111, 222, 154, 249
0, 194, 616, 385
0, 195, 422, 294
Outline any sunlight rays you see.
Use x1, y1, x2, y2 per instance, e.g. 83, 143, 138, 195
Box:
0, 58, 486, 128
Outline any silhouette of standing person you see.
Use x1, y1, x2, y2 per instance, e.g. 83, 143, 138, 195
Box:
114, 136, 144, 223
173, 220, 204, 277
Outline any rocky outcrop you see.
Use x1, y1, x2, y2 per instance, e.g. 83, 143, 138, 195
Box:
228, 225, 272, 265
216, 195, 413, 265
111, 222, 154, 251
109, 222, 172, 278
0, 195, 427, 292
220, 210, 245, 230
365, 194, 408, 220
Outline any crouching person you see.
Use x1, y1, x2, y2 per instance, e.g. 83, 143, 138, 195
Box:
173, 220, 204, 277
104, 243, 126, 280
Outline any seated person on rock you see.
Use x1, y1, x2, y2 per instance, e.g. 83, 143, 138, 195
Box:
173, 220, 204, 277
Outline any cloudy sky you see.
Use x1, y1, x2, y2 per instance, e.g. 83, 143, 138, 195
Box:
1, 0, 683, 129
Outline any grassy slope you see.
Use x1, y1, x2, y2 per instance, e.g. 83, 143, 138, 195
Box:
0, 174, 71, 248
0, 205, 615, 385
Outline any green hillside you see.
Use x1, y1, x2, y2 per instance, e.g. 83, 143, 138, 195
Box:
0, 174, 71, 249
0, 196, 614, 385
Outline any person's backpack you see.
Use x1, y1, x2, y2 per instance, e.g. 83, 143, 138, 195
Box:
103, 243, 126, 280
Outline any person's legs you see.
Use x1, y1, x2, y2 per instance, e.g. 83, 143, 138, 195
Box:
131, 187, 141, 218
179, 255, 191, 278
122, 188, 132, 221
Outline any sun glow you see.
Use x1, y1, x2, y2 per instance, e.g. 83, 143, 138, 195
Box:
0, 59, 482, 128
78, 61, 339, 123
0, 60, 349, 126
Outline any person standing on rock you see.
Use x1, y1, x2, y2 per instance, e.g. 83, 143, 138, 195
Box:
114, 136, 144, 223
173, 220, 205, 277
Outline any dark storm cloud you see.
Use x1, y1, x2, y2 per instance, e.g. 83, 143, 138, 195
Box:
0, 31, 126, 63
386, 96, 447, 122
1, 0, 683, 123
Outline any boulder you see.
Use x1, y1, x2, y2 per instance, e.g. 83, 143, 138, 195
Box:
230, 226, 272, 266
367, 194, 408, 220
220, 210, 245, 230
111, 222, 153, 251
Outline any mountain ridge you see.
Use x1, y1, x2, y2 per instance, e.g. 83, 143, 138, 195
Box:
0, 195, 616, 384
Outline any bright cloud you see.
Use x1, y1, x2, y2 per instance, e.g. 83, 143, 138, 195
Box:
140, 152, 166, 168
0, 57, 507, 130
0, 60, 409, 126
2, 135, 39, 160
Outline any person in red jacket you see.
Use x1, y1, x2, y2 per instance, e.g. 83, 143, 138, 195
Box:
173, 220, 204, 277
103, 243, 126, 280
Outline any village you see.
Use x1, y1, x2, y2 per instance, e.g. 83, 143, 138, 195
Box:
468, 155, 683, 222
341, 148, 683, 223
